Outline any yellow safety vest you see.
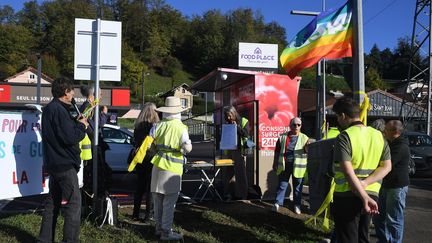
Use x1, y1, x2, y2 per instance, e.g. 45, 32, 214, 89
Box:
240, 117, 248, 147
151, 119, 187, 175
324, 127, 340, 140
79, 134, 92, 160
334, 126, 384, 196
276, 132, 309, 178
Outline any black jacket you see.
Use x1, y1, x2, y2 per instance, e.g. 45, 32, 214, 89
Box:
42, 98, 86, 173
383, 135, 410, 188
133, 121, 155, 164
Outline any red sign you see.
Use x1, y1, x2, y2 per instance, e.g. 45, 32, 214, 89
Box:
111, 89, 130, 106
0, 85, 11, 103
256, 74, 298, 150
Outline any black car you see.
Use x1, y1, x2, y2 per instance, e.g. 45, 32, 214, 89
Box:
405, 131, 432, 177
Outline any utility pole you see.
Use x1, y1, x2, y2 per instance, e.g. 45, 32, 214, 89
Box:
36, 53, 42, 104
142, 71, 150, 108
291, 5, 323, 140
199, 92, 208, 140
352, 0, 365, 104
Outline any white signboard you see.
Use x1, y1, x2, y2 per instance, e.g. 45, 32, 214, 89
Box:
238, 42, 278, 69
74, 18, 122, 82
0, 111, 49, 199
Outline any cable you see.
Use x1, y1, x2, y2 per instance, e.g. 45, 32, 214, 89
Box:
99, 197, 114, 227
365, 0, 399, 25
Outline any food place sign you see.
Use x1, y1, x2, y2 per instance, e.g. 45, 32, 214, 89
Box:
238, 42, 278, 70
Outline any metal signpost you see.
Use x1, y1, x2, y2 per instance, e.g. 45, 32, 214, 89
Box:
74, 18, 122, 214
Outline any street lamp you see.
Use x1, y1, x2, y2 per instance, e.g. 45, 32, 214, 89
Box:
291, 2, 325, 140
36, 53, 42, 105
141, 71, 150, 107
199, 92, 208, 140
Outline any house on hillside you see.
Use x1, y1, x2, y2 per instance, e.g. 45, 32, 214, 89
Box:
159, 83, 193, 111
2, 67, 53, 84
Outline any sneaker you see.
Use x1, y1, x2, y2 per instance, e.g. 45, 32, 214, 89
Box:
272, 203, 280, 212
160, 231, 183, 241
294, 206, 301, 215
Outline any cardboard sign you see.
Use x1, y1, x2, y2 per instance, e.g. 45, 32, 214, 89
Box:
0, 111, 49, 199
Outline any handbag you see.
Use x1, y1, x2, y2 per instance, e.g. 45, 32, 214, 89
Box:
244, 138, 256, 148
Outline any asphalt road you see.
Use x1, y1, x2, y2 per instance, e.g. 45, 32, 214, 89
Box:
399, 177, 432, 243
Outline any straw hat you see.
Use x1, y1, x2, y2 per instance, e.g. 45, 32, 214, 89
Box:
156, 96, 187, 114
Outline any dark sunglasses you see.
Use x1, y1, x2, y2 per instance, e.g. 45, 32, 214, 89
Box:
291, 124, 301, 127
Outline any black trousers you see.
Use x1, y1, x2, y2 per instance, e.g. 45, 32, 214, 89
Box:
132, 162, 153, 219
332, 195, 377, 243
38, 168, 81, 243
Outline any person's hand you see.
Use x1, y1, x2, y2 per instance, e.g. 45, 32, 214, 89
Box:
102, 105, 108, 114
362, 195, 379, 215
78, 116, 89, 128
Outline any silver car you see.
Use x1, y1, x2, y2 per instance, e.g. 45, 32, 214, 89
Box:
102, 124, 134, 172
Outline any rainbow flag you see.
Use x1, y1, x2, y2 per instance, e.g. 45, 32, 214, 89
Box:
280, 1, 353, 78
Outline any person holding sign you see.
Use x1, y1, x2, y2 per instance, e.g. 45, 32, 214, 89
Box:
272, 117, 310, 214
222, 106, 250, 200
150, 96, 192, 241
38, 77, 88, 243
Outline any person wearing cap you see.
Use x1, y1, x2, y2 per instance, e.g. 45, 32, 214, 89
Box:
272, 117, 310, 214
150, 96, 192, 241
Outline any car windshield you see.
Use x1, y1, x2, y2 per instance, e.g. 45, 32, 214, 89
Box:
408, 135, 432, 147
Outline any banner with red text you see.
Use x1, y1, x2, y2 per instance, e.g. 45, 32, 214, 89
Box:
0, 111, 49, 199
255, 74, 299, 150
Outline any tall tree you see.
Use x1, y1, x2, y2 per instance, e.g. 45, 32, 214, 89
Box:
366, 44, 382, 74
0, 24, 33, 79
0, 5, 16, 24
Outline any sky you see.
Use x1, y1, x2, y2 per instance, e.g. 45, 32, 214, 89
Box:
2, 0, 413, 53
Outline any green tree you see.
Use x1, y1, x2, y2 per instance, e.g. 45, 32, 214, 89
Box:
380, 47, 393, 79
366, 66, 387, 90
122, 43, 147, 98
17, 0, 45, 50
28, 53, 60, 79
0, 5, 16, 24
41, 0, 97, 77
0, 24, 33, 79
366, 44, 382, 74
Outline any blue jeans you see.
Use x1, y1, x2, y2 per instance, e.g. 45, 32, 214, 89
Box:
275, 167, 303, 208
373, 186, 408, 243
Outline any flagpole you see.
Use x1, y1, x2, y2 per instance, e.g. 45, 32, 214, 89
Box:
353, 0, 365, 104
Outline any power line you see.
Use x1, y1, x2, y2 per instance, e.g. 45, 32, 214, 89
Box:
364, 0, 399, 25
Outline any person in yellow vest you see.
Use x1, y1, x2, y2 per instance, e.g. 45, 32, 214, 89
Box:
332, 97, 391, 243
150, 96, 192, 241
325, 126, 340, 139
223, 106, 249, 200
272, 117, 311, 214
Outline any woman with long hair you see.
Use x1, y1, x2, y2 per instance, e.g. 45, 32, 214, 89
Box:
132, 102, 160, 222
223, 105, 249, 200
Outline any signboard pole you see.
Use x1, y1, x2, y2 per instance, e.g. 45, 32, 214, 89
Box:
37, 54, 42, 105
92, 18, 101, 214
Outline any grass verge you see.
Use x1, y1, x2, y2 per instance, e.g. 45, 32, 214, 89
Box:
0, 200, 331, 243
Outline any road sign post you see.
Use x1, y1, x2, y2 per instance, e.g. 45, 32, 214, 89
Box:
74, 18, 122, 215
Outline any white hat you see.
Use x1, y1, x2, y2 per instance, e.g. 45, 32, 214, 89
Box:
156, 96, 187, 114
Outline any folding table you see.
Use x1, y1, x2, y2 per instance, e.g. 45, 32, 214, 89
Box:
184, 161, 231, 202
